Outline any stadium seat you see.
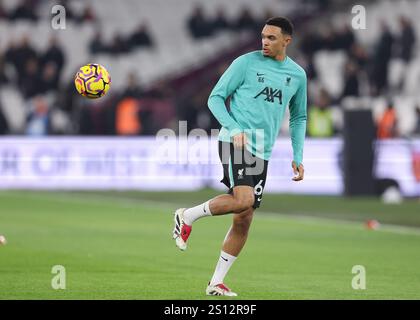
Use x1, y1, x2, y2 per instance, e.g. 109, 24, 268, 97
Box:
0, 86, 26, 134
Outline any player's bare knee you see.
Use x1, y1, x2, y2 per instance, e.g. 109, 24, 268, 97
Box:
232, 189, 254, 212
243, 196, 255, 211
233, 196, 254, 212
233, 208, 254, 232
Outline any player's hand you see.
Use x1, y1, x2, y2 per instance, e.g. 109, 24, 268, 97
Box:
292, 161, 304, 181
233, 133, 247, 149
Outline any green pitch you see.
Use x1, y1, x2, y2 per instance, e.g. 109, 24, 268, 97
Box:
1, 190, 420, 299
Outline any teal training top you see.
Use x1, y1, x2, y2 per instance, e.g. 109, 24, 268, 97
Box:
208, 50, 307, 166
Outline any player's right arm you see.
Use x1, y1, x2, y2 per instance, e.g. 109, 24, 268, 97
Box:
208, 56, 248, 147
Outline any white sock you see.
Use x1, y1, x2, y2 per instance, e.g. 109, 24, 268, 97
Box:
183, 200, 212, 225
209, 251, 237, 286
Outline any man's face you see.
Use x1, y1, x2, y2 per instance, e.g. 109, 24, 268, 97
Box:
261, 24, 291, 57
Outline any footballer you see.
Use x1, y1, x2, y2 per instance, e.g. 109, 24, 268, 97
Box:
172, 17, 307, 296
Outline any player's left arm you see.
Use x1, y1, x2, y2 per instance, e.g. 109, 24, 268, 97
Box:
288, 73, 307, 181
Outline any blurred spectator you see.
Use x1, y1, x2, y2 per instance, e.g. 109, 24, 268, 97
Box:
301, 26, 355, 53
0, 102, 9, 134
0, 0, 8, 19
211, 7, 232, 33
348, 43, 368, 68
377, 102, 398, 139
21, 58, 42, 98
121, 73, 144, 99
108, 34, 130, 55
77, 99, 110, 135
0, 51, 8, 83
39, 62, 59, 94
308, 89, 335, 137
4, 40, 18, 77
235, 7, 258, 32
13, 36, 38, 85
25, 96, 51, 136
299, 53, 317, 80
370, 21, 394, 95
414, 105, 420, 136
341, 60, 359, 99
316, 0, 331, 11
41, 37, 65, 80
55, 79, 79, 117
89, 31, 108, 54
177, 93, 201, 129
321, 29, 337, 50
127, 23, 154, 50
144, 79, 173, 99
396, 16, 416, 91
10, 0, 38, 21
40, 37, 65, 93
180, 89, 215, 133
187, 5, 213, 38
300, 30, 323, 56
115, 98, 141, 135
397, 16, 416, 63
78, 104, 95, 135
335, 24, 355, 51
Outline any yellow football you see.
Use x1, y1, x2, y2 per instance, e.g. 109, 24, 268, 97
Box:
74, 63, 111, 99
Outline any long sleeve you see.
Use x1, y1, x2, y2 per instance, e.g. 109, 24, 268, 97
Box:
288, 75, 307, 166
208, 56, 248, 137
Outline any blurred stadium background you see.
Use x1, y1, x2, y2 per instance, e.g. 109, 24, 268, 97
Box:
1, 0, 420, 300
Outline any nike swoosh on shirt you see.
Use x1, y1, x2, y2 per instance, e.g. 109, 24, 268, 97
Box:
257, 73, 265, 76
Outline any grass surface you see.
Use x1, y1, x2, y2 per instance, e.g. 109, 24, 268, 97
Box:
1, 190, 420, 299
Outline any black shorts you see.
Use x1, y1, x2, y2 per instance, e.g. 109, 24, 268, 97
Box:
218, 141, 269, 209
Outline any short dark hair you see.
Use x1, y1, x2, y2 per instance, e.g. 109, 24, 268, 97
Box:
265, 17, 293, 36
